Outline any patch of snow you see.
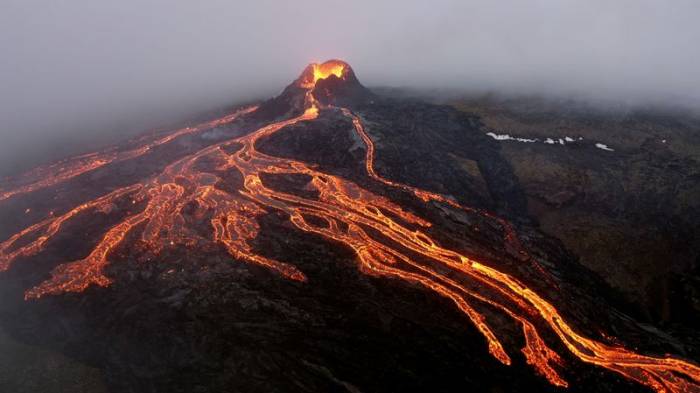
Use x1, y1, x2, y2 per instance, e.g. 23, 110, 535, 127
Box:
486, 132, 537, 143
595, 143, 614, 151
486, 132, 615, 154
661, 139, 667, 143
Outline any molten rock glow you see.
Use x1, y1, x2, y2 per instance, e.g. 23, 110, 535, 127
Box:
299, 59, 348, 88
312, 60, 346, 82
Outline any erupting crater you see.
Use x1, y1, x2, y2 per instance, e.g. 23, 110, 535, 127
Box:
0, 60, 699, 393
299, 59, 350, 88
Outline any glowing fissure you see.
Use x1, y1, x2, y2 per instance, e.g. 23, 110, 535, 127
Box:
0, 61, 698, 392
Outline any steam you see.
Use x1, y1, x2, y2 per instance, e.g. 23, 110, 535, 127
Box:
1, 0, 699, 174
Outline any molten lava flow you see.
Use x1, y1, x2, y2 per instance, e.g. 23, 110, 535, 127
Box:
341, 107, 558, 287
1, 61, 699, 393
0, 106, 257, 202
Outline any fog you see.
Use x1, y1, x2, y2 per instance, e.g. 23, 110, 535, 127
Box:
2, 0, 699, 175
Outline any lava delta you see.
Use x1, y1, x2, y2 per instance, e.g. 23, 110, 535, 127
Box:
0, 60, 699, 393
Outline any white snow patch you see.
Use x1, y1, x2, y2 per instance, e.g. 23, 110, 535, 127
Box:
662, 139, 667, 143
484, 133, 618, 155
486, 132, 537, 143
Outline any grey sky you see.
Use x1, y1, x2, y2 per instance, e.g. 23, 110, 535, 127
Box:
1, 0, 699, 173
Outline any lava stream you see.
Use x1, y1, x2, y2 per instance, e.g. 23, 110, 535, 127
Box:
0, 106, 256, 202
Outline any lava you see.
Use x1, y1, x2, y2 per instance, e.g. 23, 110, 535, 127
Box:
1, 60, 699, 392
299, 59, 347, 88
312, 60, 346, 82
0, 106, 256, 202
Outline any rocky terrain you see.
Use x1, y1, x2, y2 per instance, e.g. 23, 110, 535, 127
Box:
450, 95, 700, 326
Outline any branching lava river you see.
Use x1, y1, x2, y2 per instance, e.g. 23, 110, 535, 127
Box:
1, 60, 699, 392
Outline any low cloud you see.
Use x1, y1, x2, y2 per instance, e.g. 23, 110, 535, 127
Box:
1, 0, 698, 173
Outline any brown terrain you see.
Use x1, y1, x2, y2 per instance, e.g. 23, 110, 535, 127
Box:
450, 95, 700, 326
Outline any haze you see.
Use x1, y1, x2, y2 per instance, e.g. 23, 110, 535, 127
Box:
1, 0, 699, 175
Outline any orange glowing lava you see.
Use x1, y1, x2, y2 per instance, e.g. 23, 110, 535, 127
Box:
312, 61, 346, 82
0, 60, 698, 393
0, 106, 256, 202
299, 60, 347, 88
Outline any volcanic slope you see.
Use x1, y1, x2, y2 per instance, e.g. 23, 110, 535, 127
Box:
0, 60, 698, 393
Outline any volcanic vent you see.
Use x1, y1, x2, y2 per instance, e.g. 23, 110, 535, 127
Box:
253, 59, 373, 120
0, 60, 699, 393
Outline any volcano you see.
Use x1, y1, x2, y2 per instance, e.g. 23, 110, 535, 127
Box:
253, 59, 374, 120
0, 60, 699, 393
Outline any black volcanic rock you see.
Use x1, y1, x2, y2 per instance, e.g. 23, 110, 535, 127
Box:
250, 81, 308, 121
451, 95, 700, 327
